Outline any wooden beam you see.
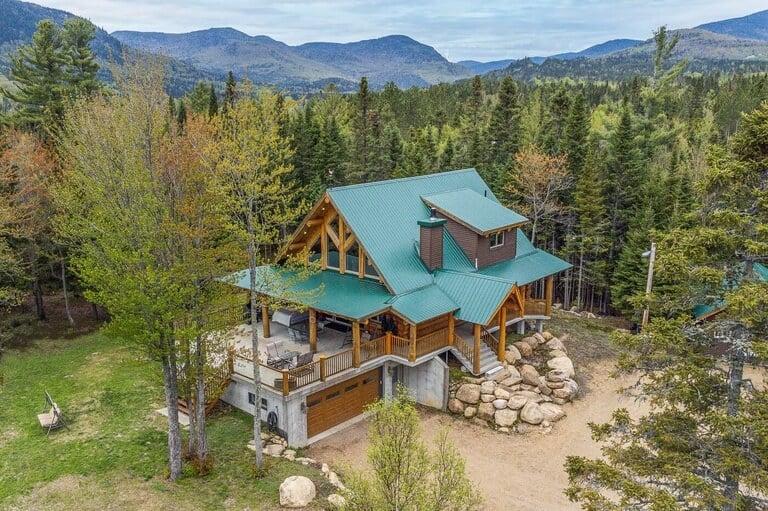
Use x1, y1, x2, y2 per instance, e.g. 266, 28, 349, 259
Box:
473, 323, 481, 374
448, 314, 455, 346
325, 211, 340, 248
358, 245, 365, 278
261, 305, 271, 338
339, 215, 346, 274
309, 309, 317, 353
306, 218, 323, 227
320, 222, 327, 269
545, 276, 553, 316
352, 321, 361, 368
343, 232, 357, 251
497, 306, 507, 362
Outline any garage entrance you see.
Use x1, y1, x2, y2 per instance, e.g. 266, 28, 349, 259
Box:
306, 367, 381, 438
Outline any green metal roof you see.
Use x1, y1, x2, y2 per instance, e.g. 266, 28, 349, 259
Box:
328, 169, 496, 295
389, 285, 459, 324
232, 268, 391, 321
478, 249, 573, 286
422, 188, 528, 234
433, 271, 513, 325
693, 262, 768, 320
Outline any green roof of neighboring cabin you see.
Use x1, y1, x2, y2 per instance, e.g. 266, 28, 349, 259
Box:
422, 188, 528, 234
692, 262, 768, 320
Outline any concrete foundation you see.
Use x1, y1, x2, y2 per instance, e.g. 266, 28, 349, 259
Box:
400, 357, 449, 410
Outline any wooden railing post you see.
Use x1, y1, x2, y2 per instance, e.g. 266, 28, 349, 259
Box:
319, 355, 327, 381
545, 276, 553, 316
498, 306, 507, 362
352, 321, 361, 368
282, 369, 290, 396
409, 325, 417, 362
473, 323, 481, 374
448, 315, 455, 346
385, 332, 392, 355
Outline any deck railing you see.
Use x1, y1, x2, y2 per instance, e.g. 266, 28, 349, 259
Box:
391, 335, 410, 358
481, 328, 500, 355
324, 349, 354, 378
361, 335, 387, 363
453, 334, 474, 368
525, 298, 547, 316
286, 360, 322, 389
415, 329, 449, 358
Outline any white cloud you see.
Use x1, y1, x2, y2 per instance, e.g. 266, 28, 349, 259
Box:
33, 0, 768, 61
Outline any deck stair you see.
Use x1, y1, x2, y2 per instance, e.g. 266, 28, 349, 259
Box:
451, 341, 502, 376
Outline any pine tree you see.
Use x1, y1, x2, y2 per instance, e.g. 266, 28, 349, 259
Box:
187, 82, 213, 115
489, 76, 521, 166
222, 71, 236, 113
350, 76, 373, 182
2, 20, 67, 134
563, 92, 590, 180
61, 18, 100, 96
207, 85, 218, 118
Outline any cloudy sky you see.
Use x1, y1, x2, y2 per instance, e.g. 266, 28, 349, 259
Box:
34, 1, 768, 61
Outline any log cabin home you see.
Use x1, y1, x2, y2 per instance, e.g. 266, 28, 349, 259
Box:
221, 168, 570, 446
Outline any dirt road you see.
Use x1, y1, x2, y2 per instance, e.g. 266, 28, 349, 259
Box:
308, 359, 645, 510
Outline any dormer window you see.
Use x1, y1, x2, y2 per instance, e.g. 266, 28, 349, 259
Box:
490, 231, 504, 248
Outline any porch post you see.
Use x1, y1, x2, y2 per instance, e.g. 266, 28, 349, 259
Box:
319, 355, 327, 381
545, 276, 553, 316
473, 323, 481, 374
352, 321, 361, 368
261, 304, 271, 338
447, 314, 455, 346
309, 308, 318, 353
497, 306, 507, 362
385, 332, 392, 355
409, 324, 417, 362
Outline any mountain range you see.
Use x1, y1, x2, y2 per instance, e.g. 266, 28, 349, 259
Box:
2, 0, 768, 94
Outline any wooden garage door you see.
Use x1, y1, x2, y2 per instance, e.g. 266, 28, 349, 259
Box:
307, 368, 381, 438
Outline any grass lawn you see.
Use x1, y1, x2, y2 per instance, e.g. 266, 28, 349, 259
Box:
0, 331, 334, 510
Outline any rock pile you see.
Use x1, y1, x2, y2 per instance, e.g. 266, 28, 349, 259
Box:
447, 331, 579, 433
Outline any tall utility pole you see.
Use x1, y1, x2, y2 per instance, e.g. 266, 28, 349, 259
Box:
641, 242, 656, 329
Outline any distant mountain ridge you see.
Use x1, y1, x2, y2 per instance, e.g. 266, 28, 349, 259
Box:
111, 29, 472, 90
697, 9, 768, 41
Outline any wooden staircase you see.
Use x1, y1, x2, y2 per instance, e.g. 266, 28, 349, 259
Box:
450, 336, 502, 376
178, 358, 234, 417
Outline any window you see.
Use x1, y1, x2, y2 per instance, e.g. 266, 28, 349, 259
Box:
261, 398, 268, 411
247, 392, 255, 405
490, 231, 505, 248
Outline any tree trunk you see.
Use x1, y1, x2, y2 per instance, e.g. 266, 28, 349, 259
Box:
161, 347, 183, 481
723, 346, 745, 511
247, 208, 264, 470
92, 302, 100, 320
576, 249, 584, 310
60, 253, 75, 328
33, 275, 45, 321
184, 344, 196, 457
195, 334, 209, 461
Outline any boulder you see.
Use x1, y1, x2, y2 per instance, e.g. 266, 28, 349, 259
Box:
327, 494, 346, 508
539, 402, 566, 422
552, 387, 573, 400
480, 381, 496, 394
521, 336, 539, 349
547, 369, 569, 382
294, 457, 317, 466
516, 390, 545, 403
546, 380, 565, 389
520, 383, 539, 392
547, 356, 575, 378
328, 471, 345, 490
264, 444, 285, 457
456, 384, 481, 404
494, 408, 518, 427
464, 406, 477, 418
533, 332, 546, 344
545, 338, 567, 352
448, 398, 465, 414
564, 379, 579, 396
520, 402, 544, 425
516, 422, 534, 434
462, 376, 485, 385
477, 402, 496, 421
513, 341, 533, 358
538, 382, 552, 396
283, 449, 296, 461
586, 312, 597, 319
492, 399, 508, 410
520, 365, 541, 386
321, 463, 330, 475
507, 394, 529, 410
542, 331, 554, 341
279, 476, 316, 508
501, 367, 522, 386
490, 368, 511, 383
498, 427, 510, 434
493, 388, 511, 400
549, 349, 568, 359
480, 394, 495, 403
505, 345, 522, 364
551, 397, 569, 405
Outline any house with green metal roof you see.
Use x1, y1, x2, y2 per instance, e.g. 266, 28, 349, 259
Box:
221, 168, 570, 446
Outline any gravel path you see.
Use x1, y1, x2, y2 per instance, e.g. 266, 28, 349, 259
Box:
308, 359, 646, 510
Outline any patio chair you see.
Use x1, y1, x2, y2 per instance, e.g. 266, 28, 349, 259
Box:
266, 340, 299, 369
295, 352, 314, 367
37, 391, 68, 436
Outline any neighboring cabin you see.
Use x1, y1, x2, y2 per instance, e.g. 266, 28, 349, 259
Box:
221, 168, 570, 446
